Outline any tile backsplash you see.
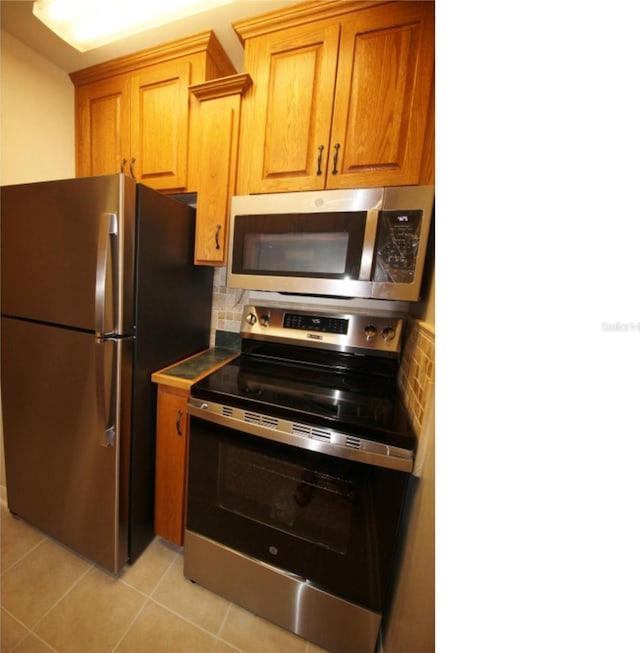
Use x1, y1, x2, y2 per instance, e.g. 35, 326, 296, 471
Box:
209, 267, 248, 344
398, 318, 435, 442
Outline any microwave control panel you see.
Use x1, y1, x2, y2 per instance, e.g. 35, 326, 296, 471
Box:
373, 210, 423, 283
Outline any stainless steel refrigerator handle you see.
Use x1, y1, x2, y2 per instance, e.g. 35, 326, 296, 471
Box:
95, 339, 117, 447
95, 212, 119, 448
95, 212, 119, 338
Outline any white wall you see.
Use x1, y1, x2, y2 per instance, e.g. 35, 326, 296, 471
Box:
0, 30, 75, 185
382, 391, 435, 652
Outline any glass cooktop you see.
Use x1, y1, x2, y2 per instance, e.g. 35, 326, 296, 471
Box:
190, 353, 415, 451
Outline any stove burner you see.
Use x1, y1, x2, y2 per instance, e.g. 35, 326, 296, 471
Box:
239, 370, 391, 425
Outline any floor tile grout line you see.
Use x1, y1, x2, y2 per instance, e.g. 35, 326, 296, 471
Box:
108, 593, 153, 653
143, 593, 227, 640
26, 561, 94, 635
215, 634, 245, 653
0, 527, 48, 577
109, 549, 190, 653
217, 600, 233, 638
1, 606, 48, 653
117, 542, 181, 598
21, 629, 59, 653
121, 550, 237, 646
1, 561, 93, 653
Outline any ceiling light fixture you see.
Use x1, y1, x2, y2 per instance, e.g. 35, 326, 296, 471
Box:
32, 0, 227, 52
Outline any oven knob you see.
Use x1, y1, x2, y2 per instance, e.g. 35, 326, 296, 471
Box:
259, 314, 270, 327
364, 325, 377, 341
245, 312, 257, 325
382, 326, 397, 341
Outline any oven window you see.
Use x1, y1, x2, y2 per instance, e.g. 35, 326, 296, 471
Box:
217, 443, 355, 555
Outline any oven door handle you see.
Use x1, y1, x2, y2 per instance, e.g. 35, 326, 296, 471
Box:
187, 399, 414, 473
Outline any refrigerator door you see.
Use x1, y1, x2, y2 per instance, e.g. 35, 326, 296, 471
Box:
1, 174, 135, 335
1, 316, 130, 572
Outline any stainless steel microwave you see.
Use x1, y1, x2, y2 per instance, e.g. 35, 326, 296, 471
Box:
227, 185, 434, 301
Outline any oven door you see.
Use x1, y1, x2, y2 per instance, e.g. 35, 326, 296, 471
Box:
186, 414, 409, 612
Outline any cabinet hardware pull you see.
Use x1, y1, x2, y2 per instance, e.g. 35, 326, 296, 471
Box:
215, 224, 221, 250
316, 145, 324, 175
120, 158, 127, 173
331, 143, 340, 175
129, 157, 136, 180
176, 409, 183, 436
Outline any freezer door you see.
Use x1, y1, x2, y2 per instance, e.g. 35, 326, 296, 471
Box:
1, 174, 135, 334
1, 317, 131, 573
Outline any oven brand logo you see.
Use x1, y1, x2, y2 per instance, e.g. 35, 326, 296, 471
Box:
307, 333, 323, 340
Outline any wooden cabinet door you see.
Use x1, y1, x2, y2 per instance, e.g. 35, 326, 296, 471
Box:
76, 76, 131, 178
242, 21, 340, 193
194, 98, 238, 264
327, 1, 434, 189
129, 61, 191, 192
154, 385, 189, 546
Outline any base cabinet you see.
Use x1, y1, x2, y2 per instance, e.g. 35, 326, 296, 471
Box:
154, 385, 190, 545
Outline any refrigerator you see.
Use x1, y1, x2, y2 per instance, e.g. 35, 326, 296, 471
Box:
1, 173, 213, 573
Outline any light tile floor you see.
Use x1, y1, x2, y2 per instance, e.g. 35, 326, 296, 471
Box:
1, 501, 330, 653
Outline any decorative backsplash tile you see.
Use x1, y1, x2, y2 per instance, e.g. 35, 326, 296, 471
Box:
209, 267, 248, 344
399, 319, 435, 438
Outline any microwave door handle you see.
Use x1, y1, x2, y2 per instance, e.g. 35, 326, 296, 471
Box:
360, 210, 379, 280
95, 212, 119, 337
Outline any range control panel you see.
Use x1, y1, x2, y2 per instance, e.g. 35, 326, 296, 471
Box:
241, 305, 404, 357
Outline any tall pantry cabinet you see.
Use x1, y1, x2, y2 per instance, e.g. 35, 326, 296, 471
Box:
70, 32, 235, 193
233, 1, 435, 194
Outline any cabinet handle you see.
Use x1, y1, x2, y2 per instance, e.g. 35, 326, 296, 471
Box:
176, 409, 183, 436
120, 158, 127, 173
215, 224, 221, 250
316, 145, 325, 176
331, 143, 341, 175
129, 157, 136, 180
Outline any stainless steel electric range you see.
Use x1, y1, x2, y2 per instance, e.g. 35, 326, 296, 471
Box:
184, 304, 415, 653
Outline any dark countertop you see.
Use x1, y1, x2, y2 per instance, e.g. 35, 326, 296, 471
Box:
151, 347, 240, 390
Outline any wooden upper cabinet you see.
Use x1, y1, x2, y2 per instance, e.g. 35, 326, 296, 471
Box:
75, 76, 130, 178
190, 74, 252, 265
71, 31, 236, 193
129, 61, 191, 190
235, 1, 435, 194
329, 2, 433, 188
243, 22, 340, 193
